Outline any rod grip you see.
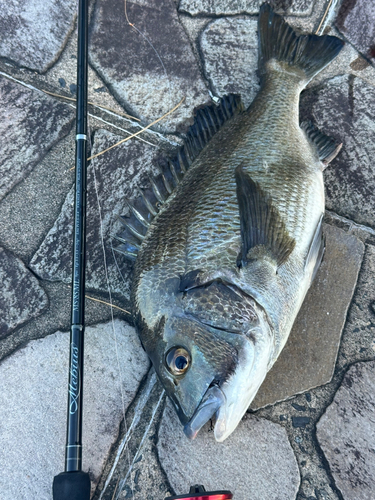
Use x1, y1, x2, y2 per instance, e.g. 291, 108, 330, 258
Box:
53, 471, 90, 500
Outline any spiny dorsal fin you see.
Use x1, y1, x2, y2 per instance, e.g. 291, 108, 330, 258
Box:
301, 120, 342, 167
115, 94, 244, 261
235, 166, 296, 269
113, 181, 164, 261
112, 229, 141, 261
184, 94, 243, 163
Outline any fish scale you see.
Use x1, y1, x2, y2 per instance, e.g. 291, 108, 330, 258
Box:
119, 4, 344, 442
185, 103, 315, 248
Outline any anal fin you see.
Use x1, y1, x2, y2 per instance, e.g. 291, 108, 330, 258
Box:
235, 166, 296, 269
301, 120, 342, 168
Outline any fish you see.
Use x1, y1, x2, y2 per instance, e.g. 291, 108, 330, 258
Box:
115, 3, 344, 442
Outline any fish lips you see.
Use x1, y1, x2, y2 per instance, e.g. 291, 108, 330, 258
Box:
183, 383, 226, 440
181, 337, 255, 441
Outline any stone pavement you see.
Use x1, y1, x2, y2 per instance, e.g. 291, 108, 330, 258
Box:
0, 1, 374, 499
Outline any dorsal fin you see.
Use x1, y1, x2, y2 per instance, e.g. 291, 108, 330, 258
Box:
114, 94, 244, 261
235, 166, 296, 269
301, 120, 342, 168
184, 94, 244, 162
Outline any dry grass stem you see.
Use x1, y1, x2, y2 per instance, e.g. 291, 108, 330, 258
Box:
68, 97, 185, 171
315, 0, 334, 35
87, 97, 185, 161
110, 475, 121, 500
84, 294, 131, 315
42, 89, 140, 121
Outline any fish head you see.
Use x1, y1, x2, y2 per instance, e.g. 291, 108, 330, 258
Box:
138, 280, 274, 441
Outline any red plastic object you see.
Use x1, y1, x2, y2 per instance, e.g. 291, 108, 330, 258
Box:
165, 494, 232, 500
165, 485, 233, 500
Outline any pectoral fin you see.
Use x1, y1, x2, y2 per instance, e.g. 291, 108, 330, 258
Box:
179, 269, 204, 292
305, 214, 325, 285
235, 166, 296, 269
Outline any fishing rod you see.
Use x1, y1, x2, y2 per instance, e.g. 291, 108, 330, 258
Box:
51, 1, 234, 498
52, 0, 90, 498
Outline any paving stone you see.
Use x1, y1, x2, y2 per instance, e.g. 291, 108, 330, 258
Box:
0, 319, 150, 499
0, 76, 75, 202
0, 246, 48, 339
179, 0, 314, 16
251, 225, 364, 409
200, 18, 259, 109
89, 0, 211, 134
97, 372, 170, 500
337, 243, 375, 365
336, 0, 375, 65
157, 401, 300, 500
0, 130, 75, 263
0, 281, 129, 364
29, 129, 158, 297
0, 0, 76, 72
316, 360, 375, 500
300, 75, 375, 229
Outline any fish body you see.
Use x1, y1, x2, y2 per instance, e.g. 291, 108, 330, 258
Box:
117, 4, 344, 441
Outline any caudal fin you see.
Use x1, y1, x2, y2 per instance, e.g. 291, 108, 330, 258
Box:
258, 3, 344, 83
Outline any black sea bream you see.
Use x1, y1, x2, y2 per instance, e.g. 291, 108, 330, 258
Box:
116, 4, 344, 441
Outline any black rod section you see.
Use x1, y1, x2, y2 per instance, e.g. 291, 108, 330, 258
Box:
66, 0, 89, 473
53, 0, 91, 498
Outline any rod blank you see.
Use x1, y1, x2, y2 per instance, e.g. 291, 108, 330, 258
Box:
53, 0, 90, 497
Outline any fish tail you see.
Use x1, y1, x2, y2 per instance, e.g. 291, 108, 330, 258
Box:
258, 4, 344, 85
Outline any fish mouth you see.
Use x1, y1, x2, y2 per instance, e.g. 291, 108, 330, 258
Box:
183, 383, 226, 440
182, 318, 272, 442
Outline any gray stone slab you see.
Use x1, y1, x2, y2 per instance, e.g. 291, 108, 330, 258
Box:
200, 18, 259, 109
0, 130, 75, 263
0, 246, 48, 339
29, 129, 158, 297
96, 372, 170, 500
336, 0, 375, 65
0, 0, 76, 72
316, 360, 375, 500
337, 243, 375, 365
0, 76, 74, 201
0, 319, 150, 499
179, 0, 314, 16
89, 0, 211, 134
157, 401, 300, 500
301, 75, 375, 229
251, 225, 364, 409
0, 281, 129, 364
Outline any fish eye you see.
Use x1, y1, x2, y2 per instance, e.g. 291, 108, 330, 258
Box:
165, 346, 191, 377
